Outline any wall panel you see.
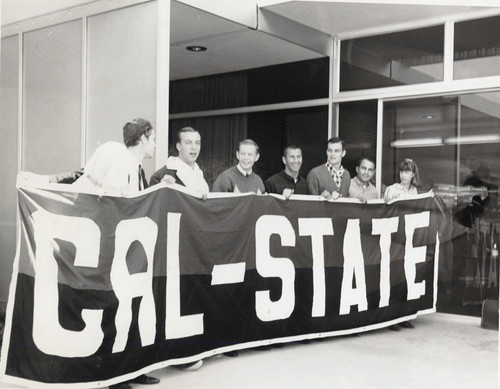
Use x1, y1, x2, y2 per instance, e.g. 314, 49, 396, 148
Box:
86, 1, 157, 176
23, 20, 82, 173
0, 36, 19, 304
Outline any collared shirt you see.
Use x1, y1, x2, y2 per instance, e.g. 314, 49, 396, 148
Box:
164, 156, 209, 196
73, 141, 142, 195
265, 170, 309, 195
326, 163, 344, 188
348, 176, 378, 201
383, 183, 417, 202
236, 164, 251, 177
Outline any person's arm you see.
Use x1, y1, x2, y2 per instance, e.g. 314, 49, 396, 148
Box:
212, 173, 230, 192
383, 185, 396, 202
49, 169, 84, 184
264, 179, 275, 194
307, 171, 320, 195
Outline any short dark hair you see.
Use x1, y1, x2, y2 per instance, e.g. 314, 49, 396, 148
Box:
238, 139, 259, 154
123, 118, 153, 148
283, 144, 302, 157
357, 156, 376, 168
399, 158, 420, 186
327, 137, 345, 150
176, 127, 199, 143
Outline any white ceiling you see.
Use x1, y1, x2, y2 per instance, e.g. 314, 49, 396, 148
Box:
170, 1, 500, 79
2, 0, 500, 80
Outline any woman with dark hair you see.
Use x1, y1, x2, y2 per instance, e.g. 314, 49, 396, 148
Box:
384, 158, 419, 202
384, 158, 420, 331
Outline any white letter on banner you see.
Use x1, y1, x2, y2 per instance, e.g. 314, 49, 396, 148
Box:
165, 213, 204, 339
372, 217, 399, 308
255, 215, 296, 321
340, 219, 368, 315
405, 212, 430, 300
31, 210, 104, 357
298, 218, 333, 317
111, 217, 157, 353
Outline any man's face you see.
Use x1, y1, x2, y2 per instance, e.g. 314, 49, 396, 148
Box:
143, 130, 156, 159
356, 159, 375, 184
237, 144, 259, 173
326, 141, 345, 167
177, 131, 201, 166
283, 148, 302, 175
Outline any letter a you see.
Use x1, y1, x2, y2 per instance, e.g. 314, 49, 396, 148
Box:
340, 219, 368, 315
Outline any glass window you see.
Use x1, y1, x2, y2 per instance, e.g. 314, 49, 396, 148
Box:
382, 92, 500, 316
454, 16, 500, 80
87, 1, 157, 175
170, 106, 328, 188
170, 58, 329, 114
23, 20, 82, 173
248, 107, 328, 182
338, 100, 378, 176
341, 26, 444, 91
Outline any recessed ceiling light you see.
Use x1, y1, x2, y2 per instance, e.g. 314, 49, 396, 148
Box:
186, 46, 207, 52
423, 115, 435, 119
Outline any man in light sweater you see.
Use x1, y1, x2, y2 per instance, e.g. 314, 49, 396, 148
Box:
212, 139, 265, 194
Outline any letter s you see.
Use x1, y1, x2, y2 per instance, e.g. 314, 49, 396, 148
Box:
255, 215, 295, 322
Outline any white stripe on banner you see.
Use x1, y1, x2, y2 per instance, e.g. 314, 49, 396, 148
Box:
211, 262, 246, 285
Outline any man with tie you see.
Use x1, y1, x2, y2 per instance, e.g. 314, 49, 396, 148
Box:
306, 137, 350, 200
72, 118, 156, 197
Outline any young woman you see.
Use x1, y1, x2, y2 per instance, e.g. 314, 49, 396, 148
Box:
384, 158, 420, 331
384, 158, 419, 202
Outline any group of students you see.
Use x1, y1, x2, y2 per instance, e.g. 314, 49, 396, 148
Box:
98, 121, 419, 204
21, 118, 422, 388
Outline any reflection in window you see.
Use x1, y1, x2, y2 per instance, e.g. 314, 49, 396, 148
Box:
454, 16, 500, 80
382, 93, 500, 317
340, 26, 444, 91
383, 96, 457, 191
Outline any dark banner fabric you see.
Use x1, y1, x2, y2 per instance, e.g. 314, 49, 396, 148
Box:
1, 185, 443, 387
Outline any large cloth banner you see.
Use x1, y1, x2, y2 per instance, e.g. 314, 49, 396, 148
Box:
1, 185, 444, 387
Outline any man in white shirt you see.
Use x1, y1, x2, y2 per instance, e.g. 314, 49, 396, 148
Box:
149, 127, 209, 198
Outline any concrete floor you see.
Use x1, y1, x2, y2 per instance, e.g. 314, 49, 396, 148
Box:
1, 313, 498, 389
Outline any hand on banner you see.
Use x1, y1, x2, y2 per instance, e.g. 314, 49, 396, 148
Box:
161, 174, 176, 185
321, 190, 341, 200
282, 188, 294, 200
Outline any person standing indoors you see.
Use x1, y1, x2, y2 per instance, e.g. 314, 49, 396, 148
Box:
149, 126, 209, 198
384, 158, 420, 331
349, 157, 379, 202
265, 144, 309, 198
307, 137, 350, 199
212, 139, 265, 194
383, 158, 419, 202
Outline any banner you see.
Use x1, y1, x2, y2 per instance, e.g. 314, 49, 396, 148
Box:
1, 185, 443, 387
